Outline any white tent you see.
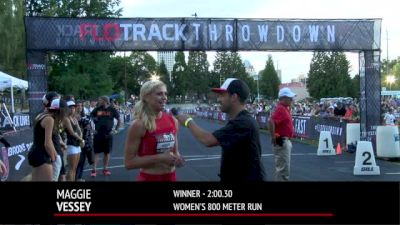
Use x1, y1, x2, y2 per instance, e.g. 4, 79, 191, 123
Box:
0, 71, 28, 113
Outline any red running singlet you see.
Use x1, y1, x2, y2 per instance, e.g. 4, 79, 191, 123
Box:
138, 112, 177, 156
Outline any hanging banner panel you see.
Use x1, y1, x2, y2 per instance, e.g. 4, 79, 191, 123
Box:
25, 17, 381, 51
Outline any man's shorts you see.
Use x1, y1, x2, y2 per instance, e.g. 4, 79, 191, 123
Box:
93, 133, 113, 154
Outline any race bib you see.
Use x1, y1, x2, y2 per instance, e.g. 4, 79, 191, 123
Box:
155, 133, 175, 154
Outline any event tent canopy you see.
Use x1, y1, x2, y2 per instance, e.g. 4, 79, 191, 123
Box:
0, 71, 28, 90
0, 71, 28, 113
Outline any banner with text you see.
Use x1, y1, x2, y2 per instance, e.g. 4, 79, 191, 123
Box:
25, 17, 381, 51
292, 116, 347, 145
0, 128, 33, 181
0, 112, 30, 131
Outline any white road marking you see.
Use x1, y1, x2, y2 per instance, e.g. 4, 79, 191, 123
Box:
83, 164, 125, 172
111, 153, 313, 161
335, 161, 355, 164
186, 156, 221, 161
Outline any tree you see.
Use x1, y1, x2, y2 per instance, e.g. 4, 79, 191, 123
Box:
212, 51, 256, 101
350, 74, 360, 98
49, 52, 113, 99
25, 0, 122, 17
381, 58, 399, 77
158, 60, 173, 96
0, 0, 26, 78
259, 55, 280, 99
30, 0, 123, 99
128, 51, 157, 96
213, 51, 230, 85
307, 52, 326, 99
381, 58, 400, 90
171, 51, 188, 102
187, 51, 209, 101
307, 52, 352, 99
108, 54, 134, 100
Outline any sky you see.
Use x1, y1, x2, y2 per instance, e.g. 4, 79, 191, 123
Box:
119, 0, 399, 83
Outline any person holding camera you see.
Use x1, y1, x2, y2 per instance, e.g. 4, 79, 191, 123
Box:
268, 87, 296, 181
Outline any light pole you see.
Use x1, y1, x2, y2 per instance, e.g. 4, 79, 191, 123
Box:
124, 52, 127, 102
386, 29, 389, 76
256, 73, 260, 101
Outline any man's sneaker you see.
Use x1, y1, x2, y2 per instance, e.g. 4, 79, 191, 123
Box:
90, 170, 97, 177
103, 169, 111, 176
76, 178, 85, 182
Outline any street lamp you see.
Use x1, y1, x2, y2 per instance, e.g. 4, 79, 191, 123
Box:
256, 73, 260, 101
386, 75, 395, 90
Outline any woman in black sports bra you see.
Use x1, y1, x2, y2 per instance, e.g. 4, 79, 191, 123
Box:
29, 92, 67, 181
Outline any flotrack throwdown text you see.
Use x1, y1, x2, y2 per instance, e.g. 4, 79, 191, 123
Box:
56, 189, 92, 212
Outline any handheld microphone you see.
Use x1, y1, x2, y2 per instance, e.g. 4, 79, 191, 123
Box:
170, 108, 179, 116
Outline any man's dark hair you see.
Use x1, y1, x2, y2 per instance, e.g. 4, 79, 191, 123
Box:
227, 79, 250, 104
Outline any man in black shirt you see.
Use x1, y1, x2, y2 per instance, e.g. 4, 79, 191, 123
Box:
175, 78, 265, 181
90, 96, 120, 177
334, 102, 346, 117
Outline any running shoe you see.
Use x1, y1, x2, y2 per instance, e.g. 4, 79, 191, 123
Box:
90, 170, 97, 177
103, 169, 111, 175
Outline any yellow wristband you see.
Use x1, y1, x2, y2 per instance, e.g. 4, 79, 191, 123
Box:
184, 117, 193, 127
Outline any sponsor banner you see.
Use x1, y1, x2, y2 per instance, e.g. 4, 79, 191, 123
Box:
293, 116, 347, 145
312, 117, 347, 145
0, 128, 33, 181
292, 116, 311, 139
25, 17, 380, 51
0, 113, 30, 131
26, 63, 46, 70
196, 111, 348, 145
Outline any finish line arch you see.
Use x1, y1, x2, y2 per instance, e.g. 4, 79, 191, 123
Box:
24, 17, 382, 142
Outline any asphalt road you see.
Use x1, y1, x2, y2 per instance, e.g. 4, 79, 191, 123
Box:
83, 118, 400, 182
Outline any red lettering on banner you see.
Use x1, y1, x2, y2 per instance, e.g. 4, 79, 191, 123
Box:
80, 23, 120, 42
80, 23, 96, 41
103, 23, 120, 41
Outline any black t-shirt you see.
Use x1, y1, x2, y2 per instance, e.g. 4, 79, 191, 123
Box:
334, 107, 346, 116
90, 106, 120, 134
212, 110, 266, 181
